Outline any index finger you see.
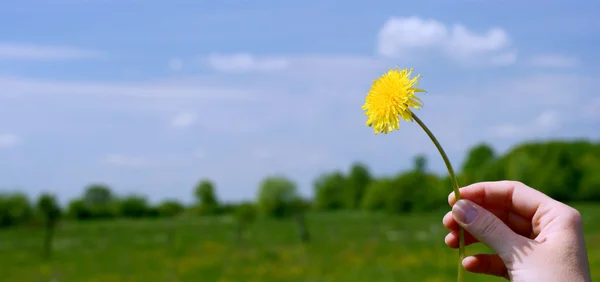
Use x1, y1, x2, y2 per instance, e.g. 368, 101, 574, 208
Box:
448, 180, 553, 220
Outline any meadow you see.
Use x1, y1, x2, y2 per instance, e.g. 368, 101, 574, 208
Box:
2, 204, 600, 282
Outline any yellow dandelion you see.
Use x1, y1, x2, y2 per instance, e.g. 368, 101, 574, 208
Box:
361, 67, 426, 134
361, 67, 467, 282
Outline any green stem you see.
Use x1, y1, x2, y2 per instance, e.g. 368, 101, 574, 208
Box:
411, 111, 465, 282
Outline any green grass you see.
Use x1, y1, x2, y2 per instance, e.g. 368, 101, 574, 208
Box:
1, 205, 600, 282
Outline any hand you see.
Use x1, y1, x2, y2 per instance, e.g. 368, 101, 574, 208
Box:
443, 181, 592, 281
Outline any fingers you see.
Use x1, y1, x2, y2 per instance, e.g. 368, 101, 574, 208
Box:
463, 254, 509, 279
448, 181, 553, 220
452, 199, 529, 257
443, 207, 532, 238
445, 229, 478, 248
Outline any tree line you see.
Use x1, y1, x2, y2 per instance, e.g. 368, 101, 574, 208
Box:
2, 140, 600, 231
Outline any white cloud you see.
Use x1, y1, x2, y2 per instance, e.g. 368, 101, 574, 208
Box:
446, 25, 509, 54
0, 76, 249, 99
489, 110, 560, 138
533, 110, 558, 129
103, 154, 152, 167
206, 53, 289, 73
168, 58, 184, 71
0, 42, 101, 61
478, 72, 598, 140
377, 16, 516, 66
170, 112, 197, 128
527, 54, 580, 68
378, 17, 447, 52
0, 134, 19, 148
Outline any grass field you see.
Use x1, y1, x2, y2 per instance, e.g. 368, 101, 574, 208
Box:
1, 204, 600, 282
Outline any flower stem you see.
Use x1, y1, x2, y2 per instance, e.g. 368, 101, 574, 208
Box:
411, 111, 465, 282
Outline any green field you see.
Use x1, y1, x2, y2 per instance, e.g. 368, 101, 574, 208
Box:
2, 204, 600, 282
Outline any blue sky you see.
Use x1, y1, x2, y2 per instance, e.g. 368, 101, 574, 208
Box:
1, 0, 599, 205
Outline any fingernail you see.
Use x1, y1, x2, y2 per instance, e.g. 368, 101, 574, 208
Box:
453, 200, 478, 224
462, 256, 475, 268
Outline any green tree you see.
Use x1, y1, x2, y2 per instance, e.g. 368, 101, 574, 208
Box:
344, 163, 372, 209
256, 175, 299, 218
505, 150, 534, 183
66, 198, 92, 220
460, 143, 496, 185
194, 179, 219, 215
157, 200, 185, 217
36, 193, 61, 259
577, 152, 600, 201
292, 197, 310, 243
361, 178, 392, 212
119, 195, 149, 218
361, 156, 444, 214
313, 171, 345, 210
385, 172, 418, 213
82, 184, 117, 219
398, 156, 445, 212
529, 143, 579, 201
475, 140, 599, 202
83, 184, 113, 205
0, 195, 15, 228
578, 172, 600, 201
0, 192, 33, 228
0, 196, 10, 228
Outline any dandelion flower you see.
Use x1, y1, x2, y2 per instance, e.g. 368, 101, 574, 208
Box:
361, 67, 426, 134
361, 67, 466, 282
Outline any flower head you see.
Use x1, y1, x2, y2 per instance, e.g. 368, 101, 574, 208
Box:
361, 67, 425, 134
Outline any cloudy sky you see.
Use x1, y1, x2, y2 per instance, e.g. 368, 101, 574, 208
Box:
1, 0, 599, 205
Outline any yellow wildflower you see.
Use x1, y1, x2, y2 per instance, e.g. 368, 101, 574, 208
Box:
361, 67, 426, 134
360, 67, 466, 282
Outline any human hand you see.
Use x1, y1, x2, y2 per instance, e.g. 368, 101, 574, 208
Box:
443, 181, 592, 281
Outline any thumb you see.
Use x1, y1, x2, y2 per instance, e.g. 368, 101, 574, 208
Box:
452, 199, 525, 257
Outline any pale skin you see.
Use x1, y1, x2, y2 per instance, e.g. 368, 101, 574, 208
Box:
442, 181, 592, 281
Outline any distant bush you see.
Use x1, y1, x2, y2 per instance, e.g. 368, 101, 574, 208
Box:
67, 199, 93, 220
119, 195, 150, 218
157, 200, 185, 217
234, 202, 257, 225
67, 198, 119, 221
0, 193, 34, 228
146, 206, 161, 218
36, 193, 61, 259
361, 178, 391, 212
194, 179, 220, 215
37, 193, 61, 223
313, 171, 345, 211
257, 175, 299, 218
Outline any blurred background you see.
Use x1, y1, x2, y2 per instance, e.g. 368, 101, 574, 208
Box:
1, 0, 599, 281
